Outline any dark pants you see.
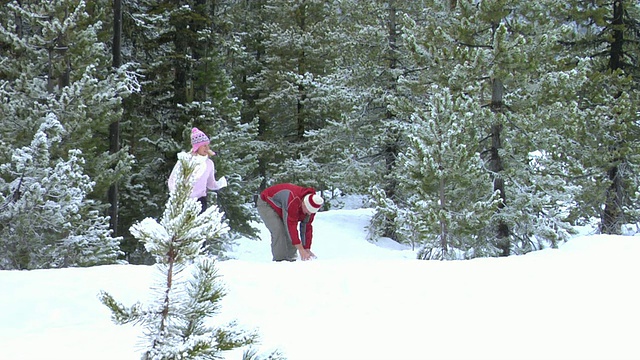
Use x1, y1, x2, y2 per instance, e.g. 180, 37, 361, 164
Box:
197, 196, 207, 214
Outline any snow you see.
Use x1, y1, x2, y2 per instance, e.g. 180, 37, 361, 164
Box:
1, 203, 639, 360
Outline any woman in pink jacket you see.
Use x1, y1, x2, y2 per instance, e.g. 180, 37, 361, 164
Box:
168, 127, 227, 213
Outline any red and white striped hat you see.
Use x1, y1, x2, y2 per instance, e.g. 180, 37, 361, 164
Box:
303, 194, 324, 213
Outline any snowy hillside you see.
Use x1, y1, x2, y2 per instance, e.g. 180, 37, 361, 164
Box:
0, 206, 638, 360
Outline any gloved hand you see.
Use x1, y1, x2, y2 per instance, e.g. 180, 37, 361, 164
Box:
217, 176, 228, 189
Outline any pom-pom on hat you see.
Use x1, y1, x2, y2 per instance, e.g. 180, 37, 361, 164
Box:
303, 194, 324, 213
191, 127, 210, 152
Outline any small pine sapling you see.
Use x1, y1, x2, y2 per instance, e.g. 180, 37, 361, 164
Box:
100, 153, 258, 359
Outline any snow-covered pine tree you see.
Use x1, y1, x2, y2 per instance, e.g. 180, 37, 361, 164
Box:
304, 1, 433, 236
179, 1, 262, 243
0, 0, 135, 197
546, 0, 640, 235
0, 114, 121, 270
229, 0, 347, 206
116, 0, 260, 261
345, 0, 422, 241
395, 85, 501, 259
243, 0, 346, 191
387, 0, 578, 255
100, 152, 258, 360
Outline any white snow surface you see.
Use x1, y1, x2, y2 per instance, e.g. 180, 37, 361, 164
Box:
1, 203, 639, 360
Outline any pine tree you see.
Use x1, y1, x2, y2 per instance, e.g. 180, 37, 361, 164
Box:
241, 0, 347, 190
114, 0, 196, 261
0, 114, 121, 270
378, 0, 579, 255
228, 0, 268, 192
0, 0, 134, 197
394, 86, 501, 259
100, 152, 258, 359
0, 0, 136, 265
116, 0, 260, 261
550, 0, 640, 234
306, 1, 433, 236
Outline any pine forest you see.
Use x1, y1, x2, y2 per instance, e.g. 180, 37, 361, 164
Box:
2, 0, 640, 268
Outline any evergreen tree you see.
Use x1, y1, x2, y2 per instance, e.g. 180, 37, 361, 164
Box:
229, 0, 268, 191
551, 0, 640, 234
243, 0, 346, 190
394, 85, 501, 259
0, 0, 136, 267
307, 1, 432, 235
116, 0, 260, 261
0, 0, 134, 199
377, 0, 578, 255
0, 114, 121, 270
100, 152, 258, 359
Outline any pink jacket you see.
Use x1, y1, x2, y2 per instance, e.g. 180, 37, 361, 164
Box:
168, 152, 225, 199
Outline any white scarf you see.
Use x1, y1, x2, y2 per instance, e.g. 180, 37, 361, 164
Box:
188, 153, 208, 182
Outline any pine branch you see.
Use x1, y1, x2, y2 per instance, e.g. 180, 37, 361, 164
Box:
98, 291, 144, 325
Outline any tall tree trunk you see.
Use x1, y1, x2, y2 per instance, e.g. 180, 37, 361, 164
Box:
489, 78, 510, 256
108, 0, 122, 236
192, 0, 209, 101
382, 1, 399, 240
174, 34, 189, 106
242, 0, 267, 192
608, 0, 623, 71
601, 0, 625, 235
296, 3, 307, 143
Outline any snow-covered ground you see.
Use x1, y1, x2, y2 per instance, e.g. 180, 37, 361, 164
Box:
1, 200, 638, 360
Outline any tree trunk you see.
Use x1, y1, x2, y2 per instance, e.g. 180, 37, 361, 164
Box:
601, 164, 624, 234
381, 1, 399, 240
147, 244, 175, 358
608, 0, 623, 71
192, 0, 209, 101
296, 3, 307, 143
108, 0, 122, 236
600, 0, 625, 235
439, 173, 448, 254
244, 0, 267, 193
489, 78, 510, 256
173, 6, 189, 107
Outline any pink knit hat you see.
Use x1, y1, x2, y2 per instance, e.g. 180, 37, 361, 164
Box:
191, 127, 210, 152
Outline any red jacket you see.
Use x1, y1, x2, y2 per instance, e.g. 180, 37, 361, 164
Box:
260, 183, 317, 249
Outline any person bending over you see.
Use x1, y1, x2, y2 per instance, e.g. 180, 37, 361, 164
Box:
257, 183, 324, 261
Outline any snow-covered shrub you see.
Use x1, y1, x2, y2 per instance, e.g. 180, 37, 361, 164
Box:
0, 114, 121, 269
